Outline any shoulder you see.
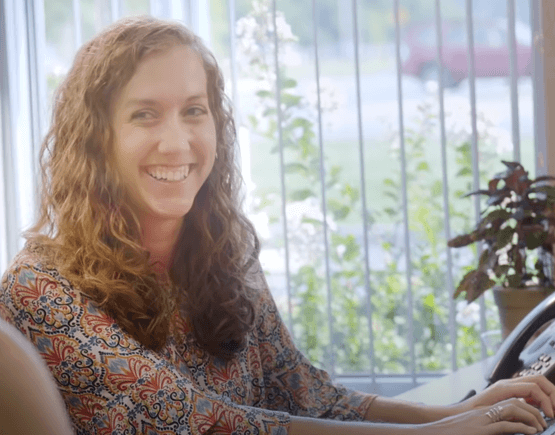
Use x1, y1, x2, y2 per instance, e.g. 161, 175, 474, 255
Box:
2, 242, 76, 300
1, 242, 91, 331
3, 241, 63, 279
1, 242, 142, 352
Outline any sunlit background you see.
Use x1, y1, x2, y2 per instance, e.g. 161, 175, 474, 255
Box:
1, 0, 544, 395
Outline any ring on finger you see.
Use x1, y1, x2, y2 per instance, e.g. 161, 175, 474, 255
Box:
486, 405, 504, 423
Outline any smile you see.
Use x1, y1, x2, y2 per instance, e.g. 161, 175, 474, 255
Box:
145, 165, 192, 182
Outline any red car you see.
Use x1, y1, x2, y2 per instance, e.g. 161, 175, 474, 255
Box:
401, 19, 532, 87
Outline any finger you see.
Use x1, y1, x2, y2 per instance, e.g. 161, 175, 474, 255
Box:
497, 381, 554, 419
501, 375, 555, 409
494, 421, 540, 435
507, 399, 548, 431
525, 375, 555, 414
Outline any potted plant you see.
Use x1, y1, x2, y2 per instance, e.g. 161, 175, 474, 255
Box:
448, 161, 555, 339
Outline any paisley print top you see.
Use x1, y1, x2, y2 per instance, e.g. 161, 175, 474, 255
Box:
0, 245, 376, 434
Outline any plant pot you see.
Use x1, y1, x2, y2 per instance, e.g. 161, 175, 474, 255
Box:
492, 286, 553, 340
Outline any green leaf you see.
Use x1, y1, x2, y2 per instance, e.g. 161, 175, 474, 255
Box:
302, 217, 322, 226
454, 269, 495, 302
344, 235, 359, 261
431, 180, 442, 196
448, 232, 482, 248
333, 206, 350, 220
290, 189, 314, 201
331, 232, 348, 245
263, 107, 277, 117
525, 231, 547, 250
457, 167, 472, 177
493, 265, 511, 278
281, 93, 302, 107
256, 90, 273, 99
417, 161, 430, 172
329, 165, 342, 178
493, 227, 515, 250
248, 114, 259, 129
480, 209, 511, 227
281, 78, 297, 89
342, 184, 360, 203
284, 163, 309, 176
290, 117, 312, 131
424, 293, 435, 310
478, 248, 496, 268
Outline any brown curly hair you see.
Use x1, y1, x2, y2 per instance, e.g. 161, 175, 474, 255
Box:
26, 15, 259, 359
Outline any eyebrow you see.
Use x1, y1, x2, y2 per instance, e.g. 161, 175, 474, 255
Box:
124, 94, 209, 109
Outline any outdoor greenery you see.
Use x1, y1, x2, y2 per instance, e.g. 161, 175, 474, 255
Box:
39, 0, 534, 375
238, 0, 507, 374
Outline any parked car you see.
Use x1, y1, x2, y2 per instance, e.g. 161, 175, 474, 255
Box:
401, 19, 532, 87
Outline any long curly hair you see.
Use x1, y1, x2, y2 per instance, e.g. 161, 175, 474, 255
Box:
26, 16, 259, 359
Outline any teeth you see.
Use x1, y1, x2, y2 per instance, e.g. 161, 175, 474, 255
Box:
146, 165, 190, 181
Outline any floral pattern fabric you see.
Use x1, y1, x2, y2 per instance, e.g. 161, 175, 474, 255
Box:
0, 245, 376, 434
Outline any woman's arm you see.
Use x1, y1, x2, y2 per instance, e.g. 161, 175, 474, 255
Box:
362, 376, 555, 425
362, 396, 456, 423
289, 399, 545, 435
251, 264, 374, 420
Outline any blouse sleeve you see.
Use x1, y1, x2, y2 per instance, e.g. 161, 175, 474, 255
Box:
0, 258, 291, 435
249, 261, 377, 420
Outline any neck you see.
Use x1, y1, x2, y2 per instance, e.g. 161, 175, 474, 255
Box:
140, 216, 183, 273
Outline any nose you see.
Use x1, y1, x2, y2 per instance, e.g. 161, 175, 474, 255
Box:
157, 115, 191, 154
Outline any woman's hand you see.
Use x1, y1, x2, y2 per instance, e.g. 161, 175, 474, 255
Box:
456, 375, 555, 419
291, 397, 546, 435
426, 398, 547, 435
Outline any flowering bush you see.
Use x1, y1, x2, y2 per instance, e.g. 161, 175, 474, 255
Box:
238, 0, 503, 373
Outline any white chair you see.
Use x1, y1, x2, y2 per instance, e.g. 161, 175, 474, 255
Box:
0, 318, 73, 435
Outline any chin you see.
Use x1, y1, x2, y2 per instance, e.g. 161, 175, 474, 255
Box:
143, 203, 194, 221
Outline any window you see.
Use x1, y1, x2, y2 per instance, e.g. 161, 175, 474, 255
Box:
0, 0, 548, 396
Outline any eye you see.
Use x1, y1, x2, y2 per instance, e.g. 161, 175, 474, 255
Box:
131, 111, 156, 121
185, 106, 208, 117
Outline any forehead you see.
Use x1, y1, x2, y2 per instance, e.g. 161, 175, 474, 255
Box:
117, 45, 208, 106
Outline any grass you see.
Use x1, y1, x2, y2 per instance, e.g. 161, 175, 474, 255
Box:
248, 133, 537, 227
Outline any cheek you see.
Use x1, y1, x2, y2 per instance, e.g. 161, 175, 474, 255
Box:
200, 123, 218, 161
115, 129, 148, 165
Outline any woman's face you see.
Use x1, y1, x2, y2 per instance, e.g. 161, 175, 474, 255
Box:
111, 45, 217, 226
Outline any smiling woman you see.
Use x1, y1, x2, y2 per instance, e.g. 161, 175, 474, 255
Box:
110, 45, 217, 270
0, 14, 554, 435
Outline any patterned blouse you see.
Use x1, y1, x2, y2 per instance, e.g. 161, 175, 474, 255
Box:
0, 245, 376, 434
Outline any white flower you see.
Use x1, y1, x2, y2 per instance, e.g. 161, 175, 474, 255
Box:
306, 77, 342, 114
456, 300, 480, 328
286, 197, 338, 233
274, 14, 298, 42
252, 0, 270, 15
236, 16, 257, 39
336, 244, 346, 257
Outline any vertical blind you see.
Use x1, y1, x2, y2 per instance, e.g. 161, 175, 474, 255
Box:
0, 0, 549, 395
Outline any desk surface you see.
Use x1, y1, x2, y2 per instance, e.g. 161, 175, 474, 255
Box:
396, 358, 492, 405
